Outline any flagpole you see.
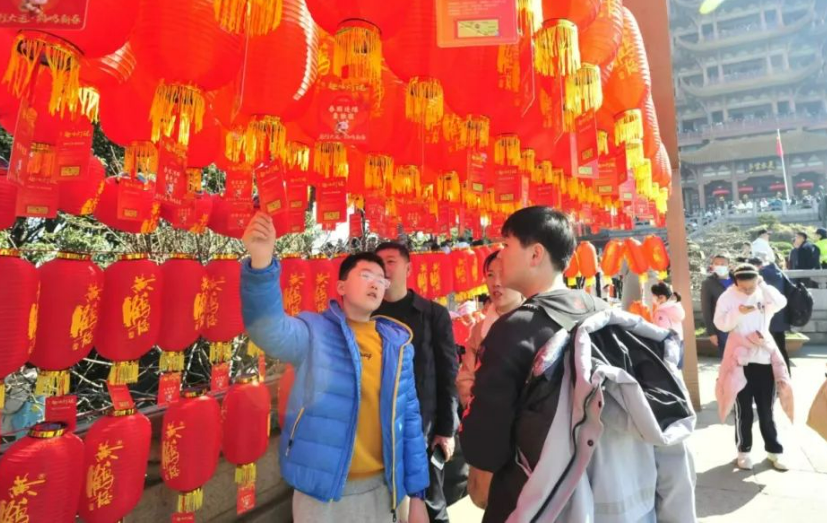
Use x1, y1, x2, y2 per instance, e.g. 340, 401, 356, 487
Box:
778, 129, 790, 202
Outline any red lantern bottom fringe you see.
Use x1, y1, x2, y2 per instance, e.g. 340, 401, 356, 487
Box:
160, 351, 185, 373
108, 360, 140, 385
235, 463, 256, 486
209, 342, 233, 364
35, 369, 71, 396
177, 487, 204, 513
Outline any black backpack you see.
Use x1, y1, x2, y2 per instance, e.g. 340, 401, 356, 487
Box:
785, 278, 814, 327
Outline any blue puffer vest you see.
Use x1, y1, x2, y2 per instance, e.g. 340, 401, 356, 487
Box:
241, 259, 430, 510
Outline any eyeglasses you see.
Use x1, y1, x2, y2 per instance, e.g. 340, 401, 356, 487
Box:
359, 270, 391, 289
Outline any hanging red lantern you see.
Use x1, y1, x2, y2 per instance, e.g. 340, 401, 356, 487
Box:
579, 0, 624, 69
58, 154, 106, 216
575, 241, 598, 287
624, 237, 650, 281
542, 0, 600, 27
600, 239, 625, 278
0, 250, 38, 401
186, 114, 223, 169
48, 0, 139, 59
0, 175, 18, 230
98, 63, 156, 147
95, 254, 162, 384
222, 374, 272, 492
653, 142, 672, 188
79, 409, 151, 523
424, 252, 443, 302
130, 0, 244, 147
641, 95, 661, 160
628, 300, 652, 323
564, 250, 581, 287
80, 42, 137, 94
157, 256, 207, 372
305, 0, 411, 38
94, 176, 161, 234
203, 255, 243, 363
308, 257, 335, 313
161, 387, 222, 514
277, 364, 295, 428
280, 256, 314, 315
30, 253, 104, 397
0, 422, 84, 523
643, 235, 670, 280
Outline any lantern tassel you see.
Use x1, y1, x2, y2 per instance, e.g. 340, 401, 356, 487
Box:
35, 369, 70, 397
245, 116, 286, 163
625, 141, 645, 170
0, 380, 5, 411
366, 154, 394, 192
520, 149, 536, 174
2, 33, 45, 100
76, 86, 100, 123
614, 109, 643, 146
225, 128, 248, 164
108, 360, 140, 385
497, 43, 520, 93
247, 342, 263, 357
214, 0, 283, 37
124, 142, 159, 177
576, 64, 602, 113
209, 342, 233, 364
533, 20, 580, 78
598, 131, 609, 156
494, 136, 521, 167
150, 82, 206, 147
405, 78, 444, 130
235, 463, 257, 486
334, 21, 382, 85
286, 141, 310, 171
313, 142, 348, 179
43, 43, 82, 118
160, 351, 186, 373
177, 488, 204, 513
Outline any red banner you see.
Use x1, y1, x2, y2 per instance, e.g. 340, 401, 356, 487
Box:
55, 116, 93, 181
467, 151, 487, 194
8, 98, 36, 185
435, 0, 519, 48
45, 394, 77, 432
0, 0, 88, 30
494, 166, 522, 204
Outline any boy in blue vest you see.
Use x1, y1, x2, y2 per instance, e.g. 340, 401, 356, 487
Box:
241, 212, 430, 523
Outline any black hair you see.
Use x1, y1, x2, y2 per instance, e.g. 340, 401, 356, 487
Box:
338, 252, 386, 281
651, 281, 681, 302
711, 253, 730, 262
483, 250, 500, 272
756, 229, 769, 237
375, 241, 411, 262
795, 230, 808, 241
732, 263, 759, 282
501, 206, 576, 273
747, 257, 763, 267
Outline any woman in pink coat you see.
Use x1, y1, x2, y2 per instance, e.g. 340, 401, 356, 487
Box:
651, 282, 685, 340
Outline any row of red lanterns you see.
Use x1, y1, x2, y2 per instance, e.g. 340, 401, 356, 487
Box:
564, 235, 671, 287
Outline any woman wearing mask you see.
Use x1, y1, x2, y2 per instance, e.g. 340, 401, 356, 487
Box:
714, 264, 793, 472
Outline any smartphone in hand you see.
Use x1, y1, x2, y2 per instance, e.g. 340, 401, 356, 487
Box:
430, 445, 446, 471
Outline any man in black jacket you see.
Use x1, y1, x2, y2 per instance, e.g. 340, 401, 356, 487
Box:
789, 231, 820, 271
459, 207, 607, 523
700, 253, 733, 358
375, 242, 459, 523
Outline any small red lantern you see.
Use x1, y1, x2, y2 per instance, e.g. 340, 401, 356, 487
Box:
95, 254, 162, 384
31, 253, 104, 397
624, 238, 650, 282
79, 409, 151, 523
161, 387, 222, 515
643, 235, 670, 280
203, 255, 243, 363
157, 256, 207, 372
576, 241, 599, 287
0, 422, 84, 522
94, 176, 161, 234
308, 257, 335, 313
564, 250, 581, 287
222, 374, 272, 493
450, 249, 469, 301
280, 256, 313, 316
438, 251, 454, 298
464, 248, 481, 296
0, 250, 38, 402
600, 239, 625, 278
0, 175, 18, 229
425, 252, 442, 302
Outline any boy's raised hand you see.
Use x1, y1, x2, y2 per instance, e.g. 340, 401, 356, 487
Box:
243, 212, 276, 270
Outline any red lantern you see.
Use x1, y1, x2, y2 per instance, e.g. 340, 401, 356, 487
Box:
161, 387, 222, 514
438, 251, 455, 297
98, 63, 156, 147
449, 249, 469, 300
653, 143, 672, 188
95, 254, 162, 384
602, 9, 651, 125
308, 257, 335, 313
157, 256, 207, 372
600, 239, 624, 278
0, 422, 84, 523
0, 250, 38, 386
58, 154, 105, 216
31, 253, 104, 397
186, 115, 223, 168
80, 42, 137, 94
624, 238, 650, 281
222, 375, 272, 491
579, 0, 624, 68
576, 241, 598, 287
79, 409, 151, 523
94, 176, 161, 234
564, 250, 581, 287
305, 0, 412, 38
643, 235, 670, 280
628, 300, 652, 323
280, 256, 314, 315
277, 365, 295, 429
0, 175, 17, 229
641, 95, 661, 160
161, 193, 214, 233
49, 0, 139, 59
203, 255, 243, 363
425, 252, 443, 301
542, 0, 600, 27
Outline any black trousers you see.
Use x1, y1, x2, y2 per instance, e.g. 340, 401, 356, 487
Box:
734, 363, 783, 454
425, 456, 449, 523
770, 331, 791, 376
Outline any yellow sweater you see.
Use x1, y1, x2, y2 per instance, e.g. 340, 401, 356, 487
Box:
347, 320, 385, 478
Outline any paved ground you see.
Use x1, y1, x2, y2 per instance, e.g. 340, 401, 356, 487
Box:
448, 345, 827, 522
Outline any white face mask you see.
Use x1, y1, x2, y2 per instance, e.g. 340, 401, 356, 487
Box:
713, 265, 729, 278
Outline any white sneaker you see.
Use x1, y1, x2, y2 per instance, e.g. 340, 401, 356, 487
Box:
736, 452, 754, 470
767, 453, 790, 471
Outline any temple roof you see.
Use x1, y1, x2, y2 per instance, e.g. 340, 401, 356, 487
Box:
681, 130, 827, 165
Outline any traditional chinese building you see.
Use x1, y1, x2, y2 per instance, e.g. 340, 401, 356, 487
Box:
670, 0, 827, 212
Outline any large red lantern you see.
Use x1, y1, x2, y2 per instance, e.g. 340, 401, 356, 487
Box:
0, 422, 84, 523
600, 239, 624, 278
542, 0, 600, 27
305, 0, 411, 38
575, 241, 599, 287
449, 249, 469, 300
49, 0, 139, 59
579, 0, 624, 69
222, 375, 272, 492
0, 250, 38, 392
0, 175, 18, 229
643, 235, 670, 280
94, 176, 161, 234
95, 254, 162, 384
157, 256, 207, 372
30, 253, 104, 397
308, 257, 335, 313
98, 63, 156, 147
79, 409, 151, 523
58, 154, 106, 216
624, 237, 650, 281
161, 387, 222, 514
203, 255, 243, 363
280, 256, 313, 315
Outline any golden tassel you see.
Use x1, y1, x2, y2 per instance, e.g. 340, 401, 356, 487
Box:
614, 109, 643, 146
520, 149, 536, 174
235, 463, 257, 486
0, 380, 5, 412
3, 33, 45, 100
209, 342, 233, 364
497, 43, 520, 93
177, 488, 204, 513
395, 165, 421, 198
43, 43, 82, 118
405, 78, 444, 130
214, 0, 283, 37
494, 135, 521, 167
245, 115, 286, 163
313, 141, 348, 179
517, 0, 539, 34
225, 127, 248, 164
75, 86, 100, 123
533, 20, 580, 78
150, 82, 206, 147
35, 369, 70, 397
625, 141, 645, 170
598, 131, 609, 156
634, 159, 652, 183
247, 341, 263, 357
187, 168, 203, 194
124, 142, 159, 176
465, 116, 490, 149
159, 351, 185, 373
576, 64, 602, 113
366, 154, 394, 192
107, 361, 140, 385
538, 161, 554, 183
286, 141, 310, 171
334, 21, 382, 86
